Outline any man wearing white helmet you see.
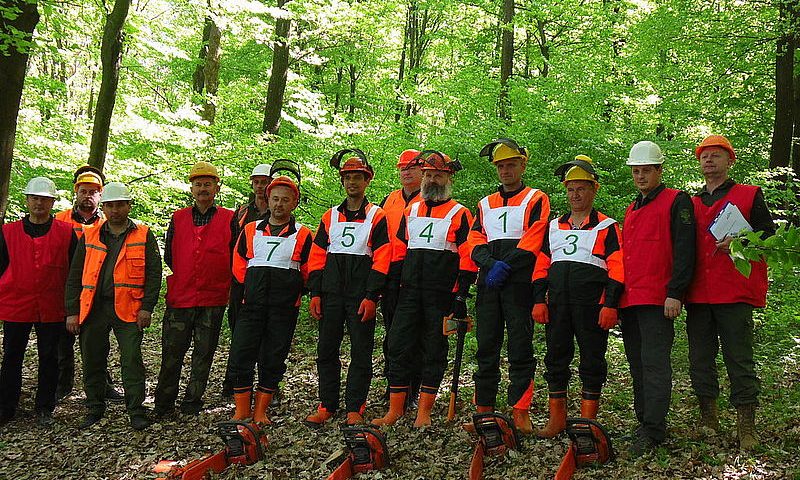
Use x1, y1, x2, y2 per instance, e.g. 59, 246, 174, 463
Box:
65, 182, 162, 430
0, 177, 77, 427
618, 141, 696, 457
55, 165, 124, 403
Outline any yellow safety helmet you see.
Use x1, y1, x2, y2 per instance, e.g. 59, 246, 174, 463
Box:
479, 138, 528, 163
188, 161, 220, 182
72, 165, 105, 192
555, 155, 600, 187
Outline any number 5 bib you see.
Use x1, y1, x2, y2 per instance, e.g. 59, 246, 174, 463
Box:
328, 205, 378, 256
480, 188, 538, 241
549, 217, 617, 269
407, 202, 464, 252
249, 224, 301, 270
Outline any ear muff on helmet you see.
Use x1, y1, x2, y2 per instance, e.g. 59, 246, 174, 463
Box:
479, 138, 528, 162
414, 150, 463, 173
331, 148, 374, 179
270, 159, 301, 184
554, 158, 599, 183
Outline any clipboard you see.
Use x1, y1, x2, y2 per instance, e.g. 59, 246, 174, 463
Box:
708, 201, 752, 241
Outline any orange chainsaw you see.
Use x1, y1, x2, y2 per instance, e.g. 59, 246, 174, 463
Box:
553, 418, 614, 480
153, 421, 268, 480
326, 425, 390, 480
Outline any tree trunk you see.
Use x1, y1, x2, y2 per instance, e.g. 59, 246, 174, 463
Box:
193, 16, 213, 94
536, 19, 549, 78
0, 0, 40, 224
87, 0, 132, 171
262, 0, 291, 135
348, 64, 357, 117
769, 5, 794, 169
334, 66, 343, 114
394, 7, 409, 122
201, 19, 221, 123
498, 0, 514, 120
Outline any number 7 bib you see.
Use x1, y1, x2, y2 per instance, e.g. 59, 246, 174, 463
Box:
249, 225, 301, 270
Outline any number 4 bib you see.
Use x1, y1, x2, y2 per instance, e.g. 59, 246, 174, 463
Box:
407, 202, 463, 252
549, 217, 617, 269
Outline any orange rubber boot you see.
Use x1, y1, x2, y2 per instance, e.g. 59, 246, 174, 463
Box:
346, 412, 365, 425
252, 391, 273, 425
232, 390, 252, 421
413, 392, 436, 428
536, 394, 567, 438
304, 404, 334, 428
371, 388, 407, 427
580, 398, 599, 419
463, 405, 494, 433
512, 408, 534, 435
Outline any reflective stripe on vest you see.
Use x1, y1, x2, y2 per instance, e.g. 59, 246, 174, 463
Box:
248, 223, 301, 270
328, 205, 377, 256
79, 223, 149, 324
549, 217, 616, 269
480, 188, 538, 241
406, 202, 463, 252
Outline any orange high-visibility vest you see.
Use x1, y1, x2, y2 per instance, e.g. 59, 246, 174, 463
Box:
55, 209, 103, 239
78, 222, 149, 324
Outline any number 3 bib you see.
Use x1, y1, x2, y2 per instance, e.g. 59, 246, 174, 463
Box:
328, 205, 378, 256
480, 188, 538, 241
549, 217, 617, 269
249, 224, 302, 270
407, 202, 463, 252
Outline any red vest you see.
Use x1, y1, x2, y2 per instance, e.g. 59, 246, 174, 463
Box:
79, 223, 150, 324
619, 188, 679, 308
686, 184, 768, 307
165, 207, 234, 308
0, 219, 73, 323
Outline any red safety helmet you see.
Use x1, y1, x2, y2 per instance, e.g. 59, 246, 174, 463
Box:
267, 175, 300, 199
416, 150, 462, 174
397, 149, 422, 170
331, 148, 374, 180
695, 135, 736, 160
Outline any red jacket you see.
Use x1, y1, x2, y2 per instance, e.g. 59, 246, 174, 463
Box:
165, 207, 234, 308
619, 188, 679, 308
686, 184, 768, 307
0, 219, 73, 323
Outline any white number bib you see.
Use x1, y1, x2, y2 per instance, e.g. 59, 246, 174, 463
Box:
248, 224, 301, 270
480, 188, 538, 241
328, 205, 377, 256
549, 217, 617, 269
407, 202, 463, 252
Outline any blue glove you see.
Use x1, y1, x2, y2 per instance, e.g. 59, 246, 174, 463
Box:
485, 261, 512, 289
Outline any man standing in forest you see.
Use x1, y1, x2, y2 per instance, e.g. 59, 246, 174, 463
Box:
373, 151, 477, 428
65, 182, 162, 430
378, 149, 423, 407
153, 161, 235, 417
0, 177, 76, 427
468, 139, 549, 434
305, 149, 391, 427
685, 135, 775, 450
531, 156, 622, 437
223, 163, 272, 399
619, 141, 695, 457
55, 165, 124, 403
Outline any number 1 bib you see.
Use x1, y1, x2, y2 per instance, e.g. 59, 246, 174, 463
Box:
328, 205, 378, 256
549, 217, 617, 269
248, 224, 301, 270
480, 188, 538, 241
407, 202, 463, 252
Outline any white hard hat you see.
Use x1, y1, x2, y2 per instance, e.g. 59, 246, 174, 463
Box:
250, 164, 271, 178
627, 141, 664, 165
100, 182, 132, 203
23, 177, 57, 198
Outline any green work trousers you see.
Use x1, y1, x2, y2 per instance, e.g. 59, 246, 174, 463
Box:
79, 302, 146, 418
686, 302, 760, 406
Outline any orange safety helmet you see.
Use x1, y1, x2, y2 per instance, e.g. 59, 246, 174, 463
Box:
330, 148, 374, 180
695, 135, 736, 160
416, 150, 462, 174
267, 175, 300, 199
397, 149, 422, 170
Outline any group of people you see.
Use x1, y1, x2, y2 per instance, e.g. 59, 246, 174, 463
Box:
0, 134, 772, 459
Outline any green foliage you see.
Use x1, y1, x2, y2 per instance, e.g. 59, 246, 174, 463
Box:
730, 225, 800, 278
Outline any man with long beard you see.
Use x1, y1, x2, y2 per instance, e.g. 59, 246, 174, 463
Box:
373, 151, 477, 428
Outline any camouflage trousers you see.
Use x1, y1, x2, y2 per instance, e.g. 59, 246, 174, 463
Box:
154, 306, 225, 413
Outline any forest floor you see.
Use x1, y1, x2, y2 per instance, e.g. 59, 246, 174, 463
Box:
0, 277, 798, 480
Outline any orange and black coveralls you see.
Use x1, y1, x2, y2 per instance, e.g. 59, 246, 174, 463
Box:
307, 199, 391, 414
228, 202, 270, 332
384, 199, 477, 396
469, 185, 549, 409
378, 188, 422, 383
227, 216, 312, 397
532, 209, 623, 401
